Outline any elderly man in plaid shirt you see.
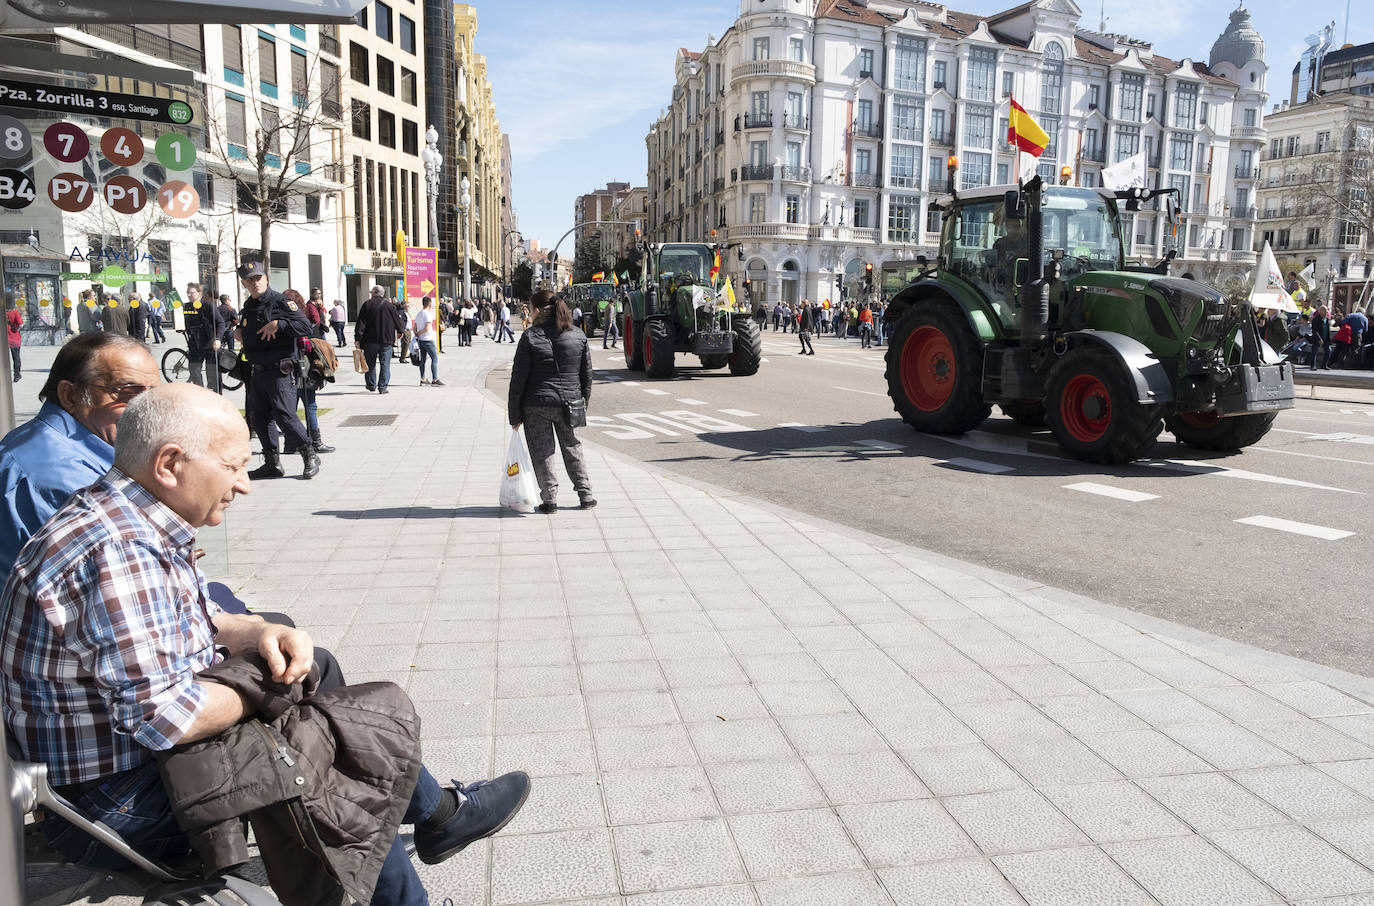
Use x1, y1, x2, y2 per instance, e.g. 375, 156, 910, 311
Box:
1, 383, 530, 904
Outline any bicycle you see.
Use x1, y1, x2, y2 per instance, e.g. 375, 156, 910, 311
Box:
160, 346, 242, 392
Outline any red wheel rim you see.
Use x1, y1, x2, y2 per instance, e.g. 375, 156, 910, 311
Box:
1060, 373, 1112, 443
1177, 409, 1219, 429
900, 325, 956, 411
623, 318, 634, 364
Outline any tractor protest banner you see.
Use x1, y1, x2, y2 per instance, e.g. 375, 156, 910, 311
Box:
404, 247, 439, 304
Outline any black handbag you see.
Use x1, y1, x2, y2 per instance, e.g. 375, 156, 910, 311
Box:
565, 399, 587, 428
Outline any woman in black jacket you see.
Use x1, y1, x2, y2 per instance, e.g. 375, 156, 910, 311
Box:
508, 290, 595, 513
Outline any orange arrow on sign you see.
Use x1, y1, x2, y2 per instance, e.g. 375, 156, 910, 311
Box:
421, 278, 436, 294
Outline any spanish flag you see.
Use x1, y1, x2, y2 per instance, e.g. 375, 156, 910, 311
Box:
1007, 96, 1049, 157
592, 271, 605, 282
709, 249, 721, 285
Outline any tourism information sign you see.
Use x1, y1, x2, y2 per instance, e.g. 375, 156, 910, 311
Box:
404, 247, 439, 304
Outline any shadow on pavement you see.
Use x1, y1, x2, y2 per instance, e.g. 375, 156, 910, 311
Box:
313, 505, 508, 520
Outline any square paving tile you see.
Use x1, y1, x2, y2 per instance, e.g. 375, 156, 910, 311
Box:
490, 828, 618, 904
994, 845, 1154, 906
879, 858, 1027, 906
600, 764, 717, 825
1138, 772, 1288, 833
494, 729, 597, 778
579, 659, 668, 693
903, 743, 1026, 796
1248, 719, 1374, 763
1036, 693, 1151, 736
943, 788, 1088, 854
495, 693, 587, 735
593, 723, 699, 771
659, 657, 750, 688
1317, 760, 1374, 800
1209, 824, 1374, 901
755, 680, 855, 717
837, 799, 979, 868
1163, 722, 1301, 771
1079, 729, 1214, 777
1312, 817, 1374, 872
1040, 780, 1190, 843
1104, 835, 1279, 906
1229, 764, 1374, 821
586, 689, 681, 728
705, 758, 828, 814
1106, 688, 1228, 727
778, 712, 890, 756
729, 808, 868, 879
805, 750, 929, 805
625, 885, 752, 905
672, 684, 770, 723
988, 732, 1121, 786
611, 818, 747, 894
687, 718, 794, 763
502, 772, 606, 835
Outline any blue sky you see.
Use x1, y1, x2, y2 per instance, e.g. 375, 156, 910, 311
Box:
474, 0, 1372, 255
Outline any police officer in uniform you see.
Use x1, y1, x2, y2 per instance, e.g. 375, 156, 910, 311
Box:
183, 281, 224, 391
235, 260, 320, 480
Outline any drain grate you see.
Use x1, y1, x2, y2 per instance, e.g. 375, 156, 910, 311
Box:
339, 414, 399, 427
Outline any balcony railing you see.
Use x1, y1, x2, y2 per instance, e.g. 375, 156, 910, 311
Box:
77, 23, 204, 70
854, 123, 882, 139
888, 173, 919, 189
858, 69, 873, 80
782, 112, 809, 130
1234, 165, 1259, 180
891, 126, 922, 142
740, 164, 774, 181
730, 59, 816, 85
852, 173, 879, 188
929, 130, 953, 146
780, 165, 811, 182
724, 222, 813, 241
1232, 125, 1268, 142
1198, 162, 1212, 174
741, 113, 773, 129
1082, 147, 1106, 163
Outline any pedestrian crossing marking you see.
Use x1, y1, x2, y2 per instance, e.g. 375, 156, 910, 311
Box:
858, 439, 905, 450
779, 422, 827, 433
1063, 482, 1160, 502
1235, 515, 1354, 541
642, 388, 669, 396
677, 399, 708, 406
720, 409, 758, 418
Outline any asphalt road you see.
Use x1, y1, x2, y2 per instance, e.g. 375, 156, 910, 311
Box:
488, 328, 1374, 677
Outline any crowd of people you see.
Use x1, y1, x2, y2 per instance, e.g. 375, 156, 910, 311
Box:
759, 298, 891, 350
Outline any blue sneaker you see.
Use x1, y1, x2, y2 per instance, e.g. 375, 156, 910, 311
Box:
414, 772, 531, 864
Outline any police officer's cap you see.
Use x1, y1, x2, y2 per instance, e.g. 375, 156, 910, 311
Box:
236, 260, 266, 280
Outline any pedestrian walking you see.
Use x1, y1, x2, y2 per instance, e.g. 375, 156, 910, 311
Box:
820, 302, 832, 336
397, 297, 414, 363
833, 303, 848, 340
305, 288, 328, 340
496, 301, 516, 343
284, 288, 336, 455
330, 299, 347, 347
772, 302, 782, 332
147, 292, 167, 344
1312, 304, 1332, 369
183, 282, 224, 391
461, 299, 477, 346
355, 285, 406, 393
859, 303, 874, 348
77, 289, 101, 334
797, 301, 816, 355
236, 260, 319, 479
127, 293, 147, 342
508, 290, 595, 514
602, 293, 620, 348
217, 293, 239, 352
414, 296, 443, 385
6, 296, 21, 382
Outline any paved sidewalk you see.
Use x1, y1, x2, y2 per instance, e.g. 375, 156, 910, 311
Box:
25, 335, 1374, 905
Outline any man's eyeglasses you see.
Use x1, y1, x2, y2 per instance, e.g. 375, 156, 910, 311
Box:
85, 381, 152, 402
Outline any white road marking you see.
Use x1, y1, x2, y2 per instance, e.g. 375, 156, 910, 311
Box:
1063, 482, 1160, 502
834, 386, 888, 397
1148, 460, 1361, 495
858, 439, 906, 450
942, 457, 1015, 474
677, 398, 708, 406
621, 381, 640, 387
1235, 516, 1354, 541
641, 388, 670, 396
719, 409, 758, 418
760, 358, 770, 363
1341, 409, 1355, 414
1247, 446, 1374, 467
779, 422, 828, 433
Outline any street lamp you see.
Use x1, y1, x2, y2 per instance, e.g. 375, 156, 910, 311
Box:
420, 125, 442, 249
1327, 263, 1337, 311
502, 227, 522, 299
459, 176, 472, 304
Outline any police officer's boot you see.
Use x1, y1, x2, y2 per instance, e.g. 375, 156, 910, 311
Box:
300, 446, 321, 480
310, 429, 335, 454
248, 448, 284, 480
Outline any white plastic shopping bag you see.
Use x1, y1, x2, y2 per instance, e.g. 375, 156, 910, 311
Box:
499, 427, 539, 512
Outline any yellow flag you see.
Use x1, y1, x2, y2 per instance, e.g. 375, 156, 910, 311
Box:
723, 276, 736, 310
395, 229, 407, 263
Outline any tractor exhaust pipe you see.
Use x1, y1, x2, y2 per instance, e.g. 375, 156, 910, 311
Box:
1020, 176, 1049, 346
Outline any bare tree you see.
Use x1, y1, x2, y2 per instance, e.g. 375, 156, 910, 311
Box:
201, 41, 346, 266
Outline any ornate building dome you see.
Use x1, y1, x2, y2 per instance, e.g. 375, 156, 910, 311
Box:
1210, 6, 1265, 70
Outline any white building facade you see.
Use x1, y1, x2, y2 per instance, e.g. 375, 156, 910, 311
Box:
645, 0, 1269, 306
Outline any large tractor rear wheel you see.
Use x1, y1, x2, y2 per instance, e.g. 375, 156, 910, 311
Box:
728, 316, 762, 376
1046, 346, 1163, 464
1166, 409, 1277, 451
644, 318, 675, 378
885, 305, 990, 434
624, 317, 645, 371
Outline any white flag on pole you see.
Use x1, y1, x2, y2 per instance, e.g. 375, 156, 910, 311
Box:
1297, 261, 1316, 286
1101, 151, 1147, 191
1251, 241, 1300, 313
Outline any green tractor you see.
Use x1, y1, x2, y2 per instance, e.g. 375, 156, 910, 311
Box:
884, 176, 1294, 464
571, 281, 616, 337
622, 241, 761, 379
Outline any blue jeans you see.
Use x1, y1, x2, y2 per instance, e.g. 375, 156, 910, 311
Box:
46, 759, 444, 906
417, 338, 439, 381
299, 385, 320, 433
149, 313, 166, 343
363, 342, 391, 390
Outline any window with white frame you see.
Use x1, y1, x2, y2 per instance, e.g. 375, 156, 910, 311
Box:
855, 148, 872, 175
1169, 135, 1193, 171
787, 92, 804, 126
786, 141, 802, 169
930, 108, 946, 142
1243, 107, 1256, 127
786, 194, 800, 223
749, 193, 766, 222
750, 141, 768, 167
887, 194, 920, 242
1041, 43, 1063, 115
1114, 125, 1139, 162
859, 48, 874, 76
1002, 71, 1013, 98
932, 60, 947, 89
1118, 73, 1143, 121
1040, 115, 1060, 158
962, 152, 991, 188
751, 91, 769, 118
996, 162, 1009, 183
966, 48, 996, 103
895, 37, 927, 92
856, 99, 873, 132
789, 37, 804, 62
964, 105, 993, 150
1089, 84, 1101, 108
853, 198, 870, 227
928, 155, 945, 186
890, 144, 918, 188
1172, 83, 1198, 129
753, 37, 769, 61
892, 96, 924, 142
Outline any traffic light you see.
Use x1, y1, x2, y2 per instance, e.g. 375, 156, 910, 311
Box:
742, 278, 752, 299
836, 272, 845, 296
864, 262, 874, 294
